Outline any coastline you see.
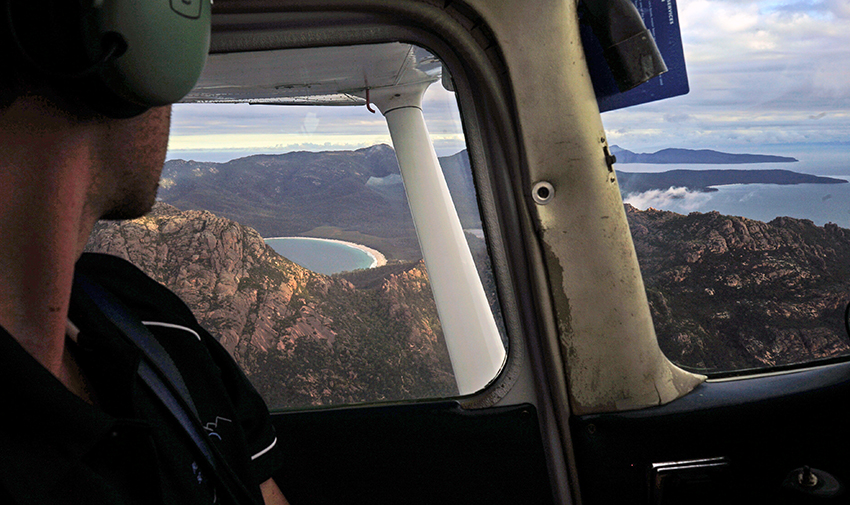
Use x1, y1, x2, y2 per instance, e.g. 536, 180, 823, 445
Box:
265, 236, 387, 268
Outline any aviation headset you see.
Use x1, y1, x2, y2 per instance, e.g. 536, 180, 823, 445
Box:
2, 0, 211, 118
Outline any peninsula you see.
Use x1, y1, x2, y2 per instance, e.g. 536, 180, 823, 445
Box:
616, 169, 848, 194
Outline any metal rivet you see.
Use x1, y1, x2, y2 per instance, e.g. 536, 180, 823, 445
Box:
532, 181, 555, 205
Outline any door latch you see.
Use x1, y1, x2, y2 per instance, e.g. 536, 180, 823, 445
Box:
650, 456, 730, 505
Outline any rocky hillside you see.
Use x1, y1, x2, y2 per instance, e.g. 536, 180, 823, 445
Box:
85, 203, 456, 408
85, 199, 850, 406
627, 204, 850, 372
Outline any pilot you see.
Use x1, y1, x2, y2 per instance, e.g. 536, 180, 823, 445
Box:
0, 1, 288, 504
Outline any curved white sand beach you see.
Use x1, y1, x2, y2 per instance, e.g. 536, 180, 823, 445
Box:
265, 237, 387, 268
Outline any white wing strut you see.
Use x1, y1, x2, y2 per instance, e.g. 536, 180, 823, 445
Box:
371, 82, 506, 395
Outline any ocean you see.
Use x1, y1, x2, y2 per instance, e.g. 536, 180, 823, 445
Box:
265, 237, 375, 275
622, 177, 850, 228
619, 146, 850, 228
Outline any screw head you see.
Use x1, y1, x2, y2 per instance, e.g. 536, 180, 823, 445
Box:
532, 181, 555, 205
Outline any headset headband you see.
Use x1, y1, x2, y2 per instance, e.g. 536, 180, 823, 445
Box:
4, 0, 211, 118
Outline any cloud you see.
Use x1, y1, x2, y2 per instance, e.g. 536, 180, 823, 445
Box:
664, 113, 693, 123
776, 0, 850, 19
164, 1, 847, 168
827, 0, 850, 18
171, 102, 390, 136
169, 81, 464, 157
623, 187, 714, 212
602, 0, 850, 154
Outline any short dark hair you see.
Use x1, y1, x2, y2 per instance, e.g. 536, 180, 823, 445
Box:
0, 63, 33, 110
0, 1, 91, 112
0, 11, 26, 109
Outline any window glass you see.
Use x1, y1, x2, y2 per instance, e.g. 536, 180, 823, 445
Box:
85, 44, 505, 408
606, 1, 850, 375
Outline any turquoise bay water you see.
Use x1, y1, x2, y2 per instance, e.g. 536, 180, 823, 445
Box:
265, 237, 374, 275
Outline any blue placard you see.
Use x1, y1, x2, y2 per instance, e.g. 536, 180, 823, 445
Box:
580, 0, 689, 112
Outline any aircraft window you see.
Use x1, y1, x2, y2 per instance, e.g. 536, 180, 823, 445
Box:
605, 1, 850, 376
85, 43, 507, 409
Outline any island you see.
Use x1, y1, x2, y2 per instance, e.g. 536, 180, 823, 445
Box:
610, 145, 799, 164
616, 169, 848, 194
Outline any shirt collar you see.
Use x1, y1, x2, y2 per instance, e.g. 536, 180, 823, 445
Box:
0, 324, 118, 503
0, 274, 148, 504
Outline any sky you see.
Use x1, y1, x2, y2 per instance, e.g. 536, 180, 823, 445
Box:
167, 83, 465, 162
168, 0, 850, 170
601, 0, 850, 173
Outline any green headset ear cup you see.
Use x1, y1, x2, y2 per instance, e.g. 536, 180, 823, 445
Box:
90, 0, 211, 109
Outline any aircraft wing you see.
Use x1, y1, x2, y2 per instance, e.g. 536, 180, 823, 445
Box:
183, 42, 442, 105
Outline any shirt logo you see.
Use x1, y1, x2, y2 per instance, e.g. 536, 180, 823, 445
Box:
192, 461, 219, 503
203, 416, 233, 441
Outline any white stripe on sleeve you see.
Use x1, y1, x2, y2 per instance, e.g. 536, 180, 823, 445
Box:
141, 321, 203, 341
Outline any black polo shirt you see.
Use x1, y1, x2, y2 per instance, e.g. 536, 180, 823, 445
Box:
0, 253, 284, 504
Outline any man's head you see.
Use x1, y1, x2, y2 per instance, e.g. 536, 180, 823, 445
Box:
0, 92, 171, 223
1, 0, 211, 118
1, 0, 211, 220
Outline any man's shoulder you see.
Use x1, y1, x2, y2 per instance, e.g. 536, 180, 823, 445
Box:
75, 252, 197, 326
74, 253, 283, 492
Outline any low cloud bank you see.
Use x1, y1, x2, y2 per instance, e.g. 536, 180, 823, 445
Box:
623, 186, 713, 213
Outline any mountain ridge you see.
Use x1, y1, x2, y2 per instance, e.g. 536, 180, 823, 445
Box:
159, 145, 480, 261
610, 145, 799, 164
